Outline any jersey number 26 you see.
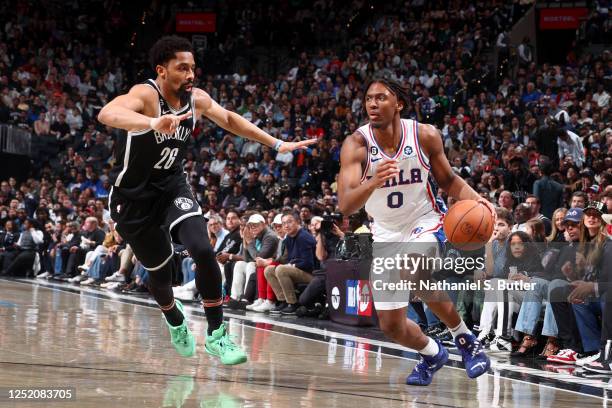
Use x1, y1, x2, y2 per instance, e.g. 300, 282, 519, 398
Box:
154, 147, 179, 170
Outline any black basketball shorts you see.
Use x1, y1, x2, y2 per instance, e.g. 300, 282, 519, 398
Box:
109, 182, 202, 271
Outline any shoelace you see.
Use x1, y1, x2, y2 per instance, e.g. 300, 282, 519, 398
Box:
555, 349, 573, 357
468, 339, 483, 357
175, 326, 189, 346
220, 334, 240, 351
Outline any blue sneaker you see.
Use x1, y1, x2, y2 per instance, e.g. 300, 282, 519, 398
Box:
455, 333, 490, 378
406, 339, 449, 386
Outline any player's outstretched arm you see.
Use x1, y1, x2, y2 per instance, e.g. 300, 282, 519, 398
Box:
337, 134, 399, 215
193, 88, 316, 152
98, 85, 192, 134
419, 123, 495, 216
97, 85, 153, 131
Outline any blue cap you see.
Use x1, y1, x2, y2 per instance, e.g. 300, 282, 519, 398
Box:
563, 207, 583, 224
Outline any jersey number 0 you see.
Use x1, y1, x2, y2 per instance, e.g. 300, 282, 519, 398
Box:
387, 192, 403, 208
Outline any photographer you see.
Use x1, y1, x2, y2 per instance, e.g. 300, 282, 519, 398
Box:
297, 214, 345, 316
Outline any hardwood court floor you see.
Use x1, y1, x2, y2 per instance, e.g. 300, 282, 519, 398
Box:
0, 279, 606, 407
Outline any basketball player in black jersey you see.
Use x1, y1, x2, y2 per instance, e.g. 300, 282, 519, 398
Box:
98, 36, 315, 364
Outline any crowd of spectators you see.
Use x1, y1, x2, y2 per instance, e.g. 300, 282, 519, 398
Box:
0, 0, 611, 372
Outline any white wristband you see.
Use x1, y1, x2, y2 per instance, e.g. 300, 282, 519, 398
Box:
273, 140, 283, 150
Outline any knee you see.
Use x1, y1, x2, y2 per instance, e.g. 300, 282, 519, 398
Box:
264, 265, 276, 280
246, 262, 256, 274
275, 265, 289, 278
378, 316, 406, 340
234, 261, 246, 274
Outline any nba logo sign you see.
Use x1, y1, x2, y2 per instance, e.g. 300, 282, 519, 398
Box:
346, 280, 358, 315
346, 280, 372, 316
357, 280, 372, 317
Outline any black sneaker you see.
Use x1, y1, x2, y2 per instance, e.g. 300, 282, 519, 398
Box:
280, 304, 298, 315
318, 307, 330, 320
425, 324, 443, 338
584, 349, 612, 374
295, 306, 309, 317
269, 302, 287, 315
227, 298, 242, 310
435, 327, 455, 347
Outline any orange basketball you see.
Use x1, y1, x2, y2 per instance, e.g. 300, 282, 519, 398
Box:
443, 200, 494, 250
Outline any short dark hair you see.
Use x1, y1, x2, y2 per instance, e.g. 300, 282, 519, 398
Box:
572, 191, 588, 200
282, 211, 300, 222
364, 77, 410, 112
149, 35, 193, 70
496, 207, 514, 225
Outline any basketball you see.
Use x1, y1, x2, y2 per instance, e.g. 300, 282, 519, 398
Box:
443, 200, 494, 250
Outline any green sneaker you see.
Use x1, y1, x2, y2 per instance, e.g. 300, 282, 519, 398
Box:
164, 299, 196, 357
204, 323, 247, 365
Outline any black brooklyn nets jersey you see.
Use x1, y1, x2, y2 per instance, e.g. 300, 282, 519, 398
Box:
110, 79, 195, 199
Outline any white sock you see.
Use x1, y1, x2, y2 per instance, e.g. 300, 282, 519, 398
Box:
449, 320, 471, 339
419, 337, 440, 357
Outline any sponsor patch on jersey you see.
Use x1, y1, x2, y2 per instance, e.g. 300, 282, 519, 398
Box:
403, 145, 414, 156
370, 146, 379, 156
174, 197, 194, 211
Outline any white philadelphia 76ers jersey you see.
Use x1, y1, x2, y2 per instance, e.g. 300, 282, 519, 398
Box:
358, 119, 445, 242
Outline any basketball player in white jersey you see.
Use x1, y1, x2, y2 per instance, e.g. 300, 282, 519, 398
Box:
338, 78, 494, 385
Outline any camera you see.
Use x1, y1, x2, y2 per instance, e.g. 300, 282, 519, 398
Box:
321, 213, 343, 234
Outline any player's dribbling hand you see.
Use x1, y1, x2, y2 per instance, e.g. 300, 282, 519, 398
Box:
477, 198, 497, 226
150, 111, 193, 134
371, 159, 400, 187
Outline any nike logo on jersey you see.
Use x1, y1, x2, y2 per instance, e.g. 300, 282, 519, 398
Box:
371, 157, 382, 163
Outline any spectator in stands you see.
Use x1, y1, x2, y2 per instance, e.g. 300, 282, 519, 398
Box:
101, 244, 134, 291
525, 218, 547, 244
79, 220, 122, 286
546, 208, 591, 364
571, 208, 612, 373
479, 208, 513, 344
571, 191, 588, 209
533, 156, 564, 219
215, 210, 243, 300
264, 212, 316, 315
228, 214, 278, 309
0, 219, 19, 273
525, 195, 552, 235
547, 208, 568, 243
498, 190, 514, 212
223, 184, 249, 212
563, 201, 610, 364
512, 203, 532, 232
297, 214, 345, 317
4, 218, 43, 277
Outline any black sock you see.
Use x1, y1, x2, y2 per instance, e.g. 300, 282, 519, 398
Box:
162, 302, 184, 327
204, 304, 223, 335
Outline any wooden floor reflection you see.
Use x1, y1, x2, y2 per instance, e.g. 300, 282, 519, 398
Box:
0, 280, 605, 407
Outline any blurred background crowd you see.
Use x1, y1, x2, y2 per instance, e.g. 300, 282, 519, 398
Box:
0, 0, 610, 370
